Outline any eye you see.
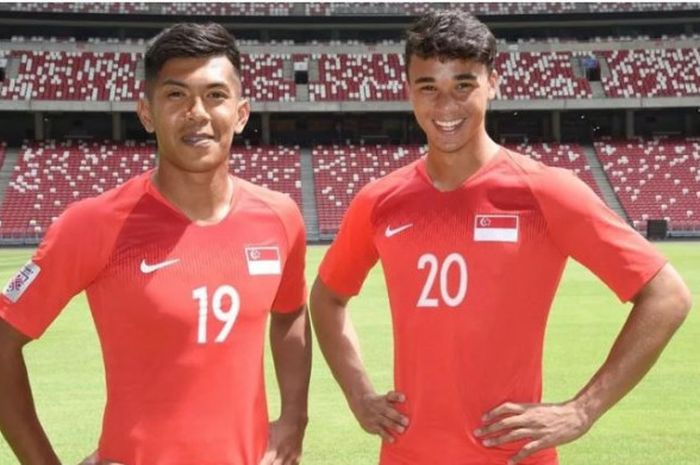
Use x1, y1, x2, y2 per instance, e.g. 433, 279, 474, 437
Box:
209, 91, 228, 99
166, 90, 184, 98
456, 82, 473, 91
419, 85, 437, 93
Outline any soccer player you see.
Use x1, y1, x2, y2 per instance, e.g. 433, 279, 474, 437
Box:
0, 23, 310, 465
310, 10, 691, 465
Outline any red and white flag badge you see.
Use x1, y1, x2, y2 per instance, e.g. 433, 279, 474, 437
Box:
474, 214, 519, 242
245, 246, 282, 275
2, 261, 41, 303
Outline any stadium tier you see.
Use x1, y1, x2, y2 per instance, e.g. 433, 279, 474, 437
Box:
308, 53, 405, 102
313, 144, 424, 233
496, 51, 593, 99
241, 54, 297, 102
0, 50, 141, 101
3, 49, 698, 101
3, 2, 698, 16
600, 48, 700, 98
0, 141, 301, 238
595, 138, 700, 232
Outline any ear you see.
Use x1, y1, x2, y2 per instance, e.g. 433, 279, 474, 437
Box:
137, 98, 155, 134
234, 98, 251, 134
487, 69, 499, 101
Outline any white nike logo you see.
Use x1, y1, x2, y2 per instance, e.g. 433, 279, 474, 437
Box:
140, 258, 180, 274
385, 223, 413, 238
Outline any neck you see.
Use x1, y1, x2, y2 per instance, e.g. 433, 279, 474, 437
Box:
425, 132, 500, 191
152, 162, 234, 225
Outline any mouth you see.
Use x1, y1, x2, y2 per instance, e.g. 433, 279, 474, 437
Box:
181, 134, 215, 146
433, 118, 465, 133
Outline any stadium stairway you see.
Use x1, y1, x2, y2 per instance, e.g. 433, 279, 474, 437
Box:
582, 144, 629, 221
300, 148, 321, 242
0, 147, 19, 209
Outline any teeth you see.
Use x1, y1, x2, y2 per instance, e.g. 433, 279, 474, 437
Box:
434, 119, 463, 130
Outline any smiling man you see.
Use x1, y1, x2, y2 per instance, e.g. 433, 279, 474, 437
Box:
0, 24, 310, 465
310, 10, 691, 465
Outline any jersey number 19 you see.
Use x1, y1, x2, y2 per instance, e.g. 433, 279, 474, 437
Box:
192, 285, 240, 344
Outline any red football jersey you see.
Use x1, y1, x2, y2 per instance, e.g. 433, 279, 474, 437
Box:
319, 148, 665, 465
0, 171, 306, 465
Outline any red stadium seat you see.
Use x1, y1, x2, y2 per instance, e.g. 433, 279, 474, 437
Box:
594, 138, 700, 231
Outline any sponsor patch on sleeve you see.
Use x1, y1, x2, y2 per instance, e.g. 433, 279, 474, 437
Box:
2, 261, 41, 303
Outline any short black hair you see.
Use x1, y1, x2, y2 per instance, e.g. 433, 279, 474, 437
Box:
144, 23, 241, 95
405, 10, 497, 75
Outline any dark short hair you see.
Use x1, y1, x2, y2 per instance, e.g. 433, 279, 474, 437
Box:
405, 10, 497, 76
144, 23, 241, 95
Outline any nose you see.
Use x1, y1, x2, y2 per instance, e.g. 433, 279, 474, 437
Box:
185, 97, 208, 123
434, 91, 459, 113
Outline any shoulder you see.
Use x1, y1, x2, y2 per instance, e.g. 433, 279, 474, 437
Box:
354, 158, 421, 206
236, 177, 302, 220
501, 148, 584, 195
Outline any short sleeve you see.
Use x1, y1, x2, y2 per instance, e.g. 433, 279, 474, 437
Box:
0, 201, 106, 338
318, 187, 379, 297
533, 168, 666, 302
271, 200, 307, 313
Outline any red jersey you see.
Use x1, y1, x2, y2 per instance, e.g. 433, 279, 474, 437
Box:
0, 171, 307, 465
319, 148, 665, 465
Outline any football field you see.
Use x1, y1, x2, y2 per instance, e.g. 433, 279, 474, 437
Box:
0, 243, 698, 464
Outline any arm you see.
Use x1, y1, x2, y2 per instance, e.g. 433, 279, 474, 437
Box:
0, 319, 61, 465
310, 278, 408, 442
476, 264, 692, 464
260, 305, 311, 465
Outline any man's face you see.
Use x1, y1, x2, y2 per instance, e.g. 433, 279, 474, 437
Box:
137, 55, 250, 174
407, 56, 497, 155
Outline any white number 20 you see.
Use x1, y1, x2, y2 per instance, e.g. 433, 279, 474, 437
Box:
192, 285, 240, 344
417, 253, 468, 308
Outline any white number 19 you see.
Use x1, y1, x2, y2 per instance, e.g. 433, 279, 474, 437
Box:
192, 285, 240, 344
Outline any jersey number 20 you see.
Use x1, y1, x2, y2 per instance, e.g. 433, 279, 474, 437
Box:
192, 285, 240, 344
417, 253, 468, 308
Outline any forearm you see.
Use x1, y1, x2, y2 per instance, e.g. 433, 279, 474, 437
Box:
0, 347, 60, 465
270, 306, 311, 423
309, 279, 375, 406
573, 264, 691, 424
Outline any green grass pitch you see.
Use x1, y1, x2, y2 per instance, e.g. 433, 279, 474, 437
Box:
0, 243, 698, 464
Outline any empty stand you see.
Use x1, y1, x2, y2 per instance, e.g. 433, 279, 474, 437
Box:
309, 53, 405, 102
496, 51, 593, 99
230, 145, 302, 207
312, 145, 424, 233
600, 49, 700, 98
241, 54, 296, 102
0, 141, 301, 238
0, 50, 142, 101
595, 138, 700, 231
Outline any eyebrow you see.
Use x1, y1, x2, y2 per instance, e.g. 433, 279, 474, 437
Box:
413, 73, 478, 85
160, 79, 231, 89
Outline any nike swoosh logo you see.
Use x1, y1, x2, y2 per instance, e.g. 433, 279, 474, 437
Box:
385, 223, 413, 238
140, 258, 180, 274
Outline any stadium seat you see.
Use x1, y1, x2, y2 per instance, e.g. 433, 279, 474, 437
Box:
600, 49, 700, 98
0, 141, 302, 238
594, 137, 700, 232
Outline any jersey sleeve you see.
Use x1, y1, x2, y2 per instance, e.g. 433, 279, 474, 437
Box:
532, 167, 666, 302
0, 200, 107, 338
271, 199, 307, 313
318, 185, 379, 297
